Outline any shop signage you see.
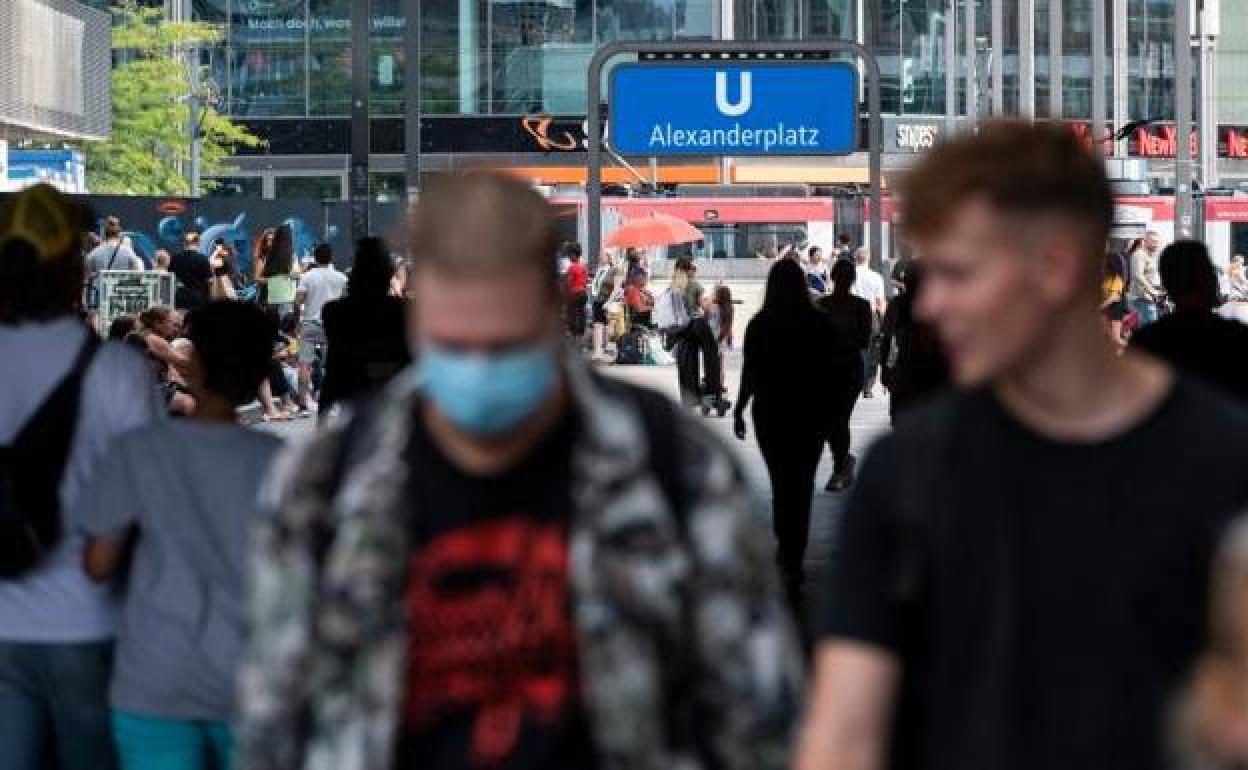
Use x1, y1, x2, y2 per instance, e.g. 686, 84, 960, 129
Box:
893, 123, 939, 152
608, 62, 858, 156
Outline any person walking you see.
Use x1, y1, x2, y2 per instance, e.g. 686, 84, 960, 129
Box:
1131, 240, 1248, 401
169, 232, 212, 311
1126, 229, 1165, 326
237, 172, 802, 770
798, 121, 1248, 770
319, 237, 411, 419
293, 243, 346, 415
562, 243, 589, 341
805, 246, 829, 294
0, 185, 155, 770
1179, 516, 1248, 770
734, 258, 840, 613
851, 247, 887, 398
78, 301, 281, 770
816, 259, 873, 492
878, 260, 949, 422
257, 226, 300, 320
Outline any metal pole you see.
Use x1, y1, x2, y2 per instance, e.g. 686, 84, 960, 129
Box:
945, 0, 957, 134
586, 40, 885, 271
1199, 0, 1218, 190
1112, 0, 1128, 155
990, 0, 1002, 115
1176, 0, 1194, 239
1049, 0, 1062, 118
1091, 0, 1106, 146
405, 0, 421, 200
965, 0, 977, 126
351, 0, 372, 242
1019, 0, 1035, 118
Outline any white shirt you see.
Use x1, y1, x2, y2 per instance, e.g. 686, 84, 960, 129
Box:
0, 319, 155, 641
299, 265, 347, 323
852, 265, 887, 309
86, 240, 144, 274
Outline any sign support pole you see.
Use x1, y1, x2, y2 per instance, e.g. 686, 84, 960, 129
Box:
586, 41, 884, 271
350, 0, 372, 243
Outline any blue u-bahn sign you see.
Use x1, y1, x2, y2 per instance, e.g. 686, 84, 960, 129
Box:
608, 61, 858, 157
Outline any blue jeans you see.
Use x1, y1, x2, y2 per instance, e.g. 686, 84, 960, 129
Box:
112, 711, 233, 770
0, 640, 117, 770
1129, 298, 1159, 327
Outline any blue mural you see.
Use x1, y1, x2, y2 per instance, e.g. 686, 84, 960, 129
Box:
111, 210, 340, 278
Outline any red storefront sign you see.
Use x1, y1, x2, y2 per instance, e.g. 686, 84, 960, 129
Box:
1061, 121, 1248, 159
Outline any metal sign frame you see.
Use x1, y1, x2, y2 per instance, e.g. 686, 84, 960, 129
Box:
587, 40, 884, 270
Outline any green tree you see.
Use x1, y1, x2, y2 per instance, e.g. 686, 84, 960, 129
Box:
85, 1, 262, 195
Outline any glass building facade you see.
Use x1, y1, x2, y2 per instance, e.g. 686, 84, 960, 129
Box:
187, 0, 717, 118
75, 0, 1248, 197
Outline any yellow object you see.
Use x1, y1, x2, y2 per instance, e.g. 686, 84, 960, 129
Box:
0, 184, 77, 263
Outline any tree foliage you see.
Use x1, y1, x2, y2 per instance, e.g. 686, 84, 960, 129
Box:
85, 1, 263, 195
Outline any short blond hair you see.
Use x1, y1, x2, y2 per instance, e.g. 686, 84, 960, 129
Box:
406, 172, 560, 295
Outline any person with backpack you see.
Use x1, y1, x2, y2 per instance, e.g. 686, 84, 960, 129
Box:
85, 216, 144, 279
78, 301, 282, 770
237, 173, 802, 770
0, 185, 156, 770
878, 260, 949, 423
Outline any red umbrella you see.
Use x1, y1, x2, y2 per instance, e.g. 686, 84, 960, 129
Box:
604, 213, 704, 249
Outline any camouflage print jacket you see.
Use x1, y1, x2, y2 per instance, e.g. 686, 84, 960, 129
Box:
237, 359, 804, 770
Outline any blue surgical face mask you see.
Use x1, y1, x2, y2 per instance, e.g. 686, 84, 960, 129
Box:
418, 342, 558, 437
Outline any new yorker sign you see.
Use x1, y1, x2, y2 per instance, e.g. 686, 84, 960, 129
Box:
608, 62, 858, 156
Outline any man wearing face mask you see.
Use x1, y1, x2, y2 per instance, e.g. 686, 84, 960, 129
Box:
237, 173, 803, 770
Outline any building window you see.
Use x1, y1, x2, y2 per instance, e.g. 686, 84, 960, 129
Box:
206, 176, 264, 197
276, 175, 343, 200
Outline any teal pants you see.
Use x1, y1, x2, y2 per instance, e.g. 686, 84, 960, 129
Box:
112, 711, 233, 770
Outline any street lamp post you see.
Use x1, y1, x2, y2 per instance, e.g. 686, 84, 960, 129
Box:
1175, 0, 1194, 239
351, 0, 372, 243
405, 0, 421, 202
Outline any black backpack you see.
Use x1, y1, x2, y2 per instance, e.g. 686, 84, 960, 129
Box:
615, 327, 646, 365
0, 334, 100, 578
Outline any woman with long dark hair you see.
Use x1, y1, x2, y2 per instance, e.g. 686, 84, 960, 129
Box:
261, 225, 299, 319
319, 237, 410, 418
816, 258, 873, 490
733, 258, 840, 613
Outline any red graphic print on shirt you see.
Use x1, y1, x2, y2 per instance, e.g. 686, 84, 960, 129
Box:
404, 517, 579, 766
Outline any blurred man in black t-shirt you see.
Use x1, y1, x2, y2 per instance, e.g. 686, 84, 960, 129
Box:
798, 122, 1248, 770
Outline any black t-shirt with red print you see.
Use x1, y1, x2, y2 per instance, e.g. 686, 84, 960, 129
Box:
396, 409, 599, 770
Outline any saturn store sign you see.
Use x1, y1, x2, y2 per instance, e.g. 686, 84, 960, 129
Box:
893, 123, 939, 152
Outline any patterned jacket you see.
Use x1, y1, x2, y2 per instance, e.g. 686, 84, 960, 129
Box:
237, 359, 804, 770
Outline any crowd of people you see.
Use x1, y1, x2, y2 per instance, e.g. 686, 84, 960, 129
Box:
4, 119, 1248, 770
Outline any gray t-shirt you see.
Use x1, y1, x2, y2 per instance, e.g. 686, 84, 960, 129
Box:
86, 240, 144, 274
78, 419, 282, 720
0, 319, 155, 642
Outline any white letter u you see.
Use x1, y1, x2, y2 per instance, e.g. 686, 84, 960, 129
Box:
715, 71, 752, 117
